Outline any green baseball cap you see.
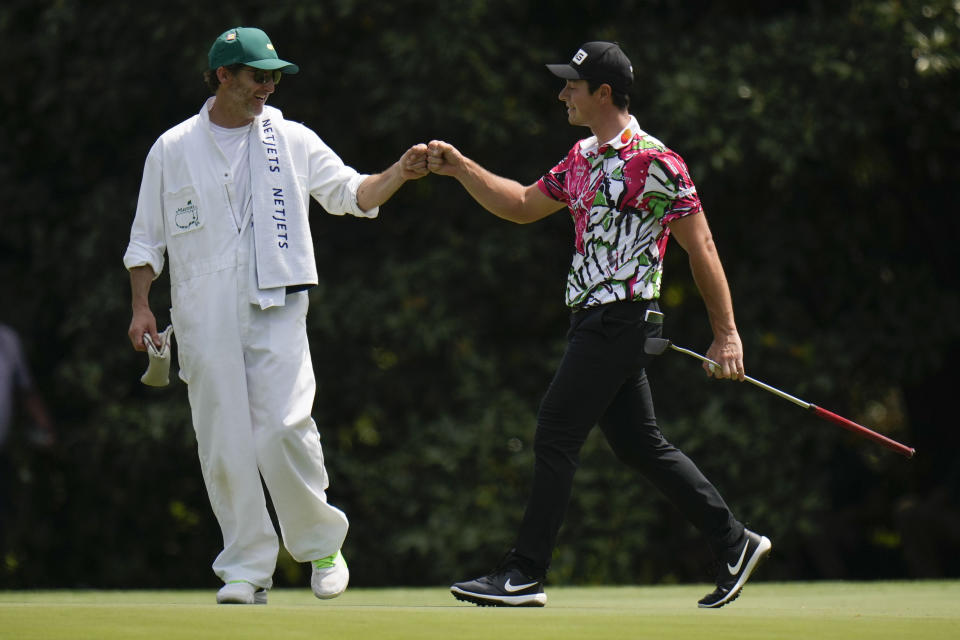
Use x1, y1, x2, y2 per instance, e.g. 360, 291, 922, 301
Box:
208, 27, 299, 73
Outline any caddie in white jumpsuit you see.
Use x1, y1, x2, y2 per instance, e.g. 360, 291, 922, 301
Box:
124, 27, 428, 605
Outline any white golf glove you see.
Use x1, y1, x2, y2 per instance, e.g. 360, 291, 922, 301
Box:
140, 325, 175, 387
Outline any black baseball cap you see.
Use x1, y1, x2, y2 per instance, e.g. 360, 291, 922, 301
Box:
546, 41, 633, 94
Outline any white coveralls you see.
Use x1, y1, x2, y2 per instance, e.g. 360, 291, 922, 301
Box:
124, 98, 376, 589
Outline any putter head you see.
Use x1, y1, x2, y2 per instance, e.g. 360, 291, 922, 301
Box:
644, 337, 672, 355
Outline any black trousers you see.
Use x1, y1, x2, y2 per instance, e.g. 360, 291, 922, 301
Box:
513, 300, 744, 575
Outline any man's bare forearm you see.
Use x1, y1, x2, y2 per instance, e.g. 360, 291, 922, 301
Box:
128, 265, 158, 350
356, 143, 429, 211
427, 140, 562, 224
130, 265, 155, 311
451, 156, 535, 223
687, 240, 738, 339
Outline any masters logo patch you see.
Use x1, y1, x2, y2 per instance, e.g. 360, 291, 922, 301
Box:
175, 199, 200, 231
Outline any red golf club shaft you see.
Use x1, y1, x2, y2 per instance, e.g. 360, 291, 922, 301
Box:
808, 404, 916, 458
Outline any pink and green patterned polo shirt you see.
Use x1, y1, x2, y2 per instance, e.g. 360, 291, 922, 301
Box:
537, 116, 702, 308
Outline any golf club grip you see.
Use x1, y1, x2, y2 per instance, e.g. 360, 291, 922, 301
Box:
809, 404, 916, 458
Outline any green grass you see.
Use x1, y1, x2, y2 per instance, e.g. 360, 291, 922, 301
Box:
0, 581, 957, 640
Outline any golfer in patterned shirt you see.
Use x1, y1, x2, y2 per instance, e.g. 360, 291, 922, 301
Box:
427, 41, 771, 608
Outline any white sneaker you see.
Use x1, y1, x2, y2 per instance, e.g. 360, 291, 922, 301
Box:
216, 581, 268, 605
311, 551, 349, 599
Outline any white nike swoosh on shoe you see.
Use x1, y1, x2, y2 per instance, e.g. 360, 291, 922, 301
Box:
503, 578, 539, 593
727, 540, 749, 575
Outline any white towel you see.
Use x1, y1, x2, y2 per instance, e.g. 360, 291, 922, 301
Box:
249, 108, 318, 291
141, 325, 175, 387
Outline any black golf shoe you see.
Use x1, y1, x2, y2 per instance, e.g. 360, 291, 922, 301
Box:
698, 529, 772, 608
451, 565, 547, 607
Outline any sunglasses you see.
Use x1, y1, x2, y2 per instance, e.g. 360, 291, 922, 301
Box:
244, 67, 282, 85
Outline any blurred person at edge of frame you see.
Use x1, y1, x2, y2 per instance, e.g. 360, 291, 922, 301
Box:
0, 322, 56, 544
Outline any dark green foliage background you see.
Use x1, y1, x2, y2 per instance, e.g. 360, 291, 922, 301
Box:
1, 0, 957, 589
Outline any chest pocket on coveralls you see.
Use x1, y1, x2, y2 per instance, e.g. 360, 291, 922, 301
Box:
164, 186, 204, 237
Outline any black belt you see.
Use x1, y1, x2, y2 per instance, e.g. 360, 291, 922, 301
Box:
571, 299, 660, 320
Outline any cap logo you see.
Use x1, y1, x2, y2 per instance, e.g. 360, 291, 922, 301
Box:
572, 49, 588, 65
266, 43, 275, 50
226, 33, 237, 41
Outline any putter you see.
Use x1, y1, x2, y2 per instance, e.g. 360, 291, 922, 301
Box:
644, 337, 916, 459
